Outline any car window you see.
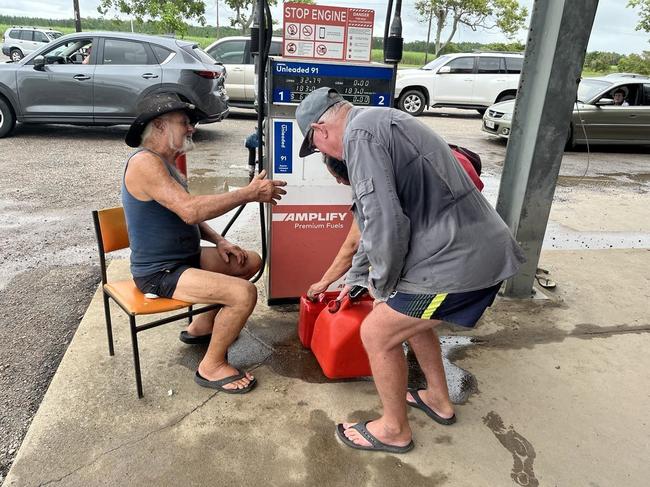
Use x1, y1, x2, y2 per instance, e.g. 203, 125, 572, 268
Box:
8, 29, 20, 40
150, 44, 174, 63
48, 32, 63, 40
270, 41, 282, 56
33, 31, 49, 43
191, 46, 218, 65
208, 40, 246, 64
641, 83, 650, 107
41, 38, 93, 64
446, 57, 474, 74
422, 55, 450, 71
505, 57, 523, 74
19, 30, 33, 41
103, 39, 154, 65
477, 57, 503, 74
577, 79, 612, 102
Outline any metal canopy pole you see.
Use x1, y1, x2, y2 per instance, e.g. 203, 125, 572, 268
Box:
496, 0, 599, 298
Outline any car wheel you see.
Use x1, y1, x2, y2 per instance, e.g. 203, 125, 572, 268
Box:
10, 49, 23, 62
0, 98, 16, 138
398, 90, 426, 116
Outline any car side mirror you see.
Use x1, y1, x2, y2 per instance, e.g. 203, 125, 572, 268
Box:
33, 55, 46, 71
596, 98, 614, 106
438, 65, 451, 74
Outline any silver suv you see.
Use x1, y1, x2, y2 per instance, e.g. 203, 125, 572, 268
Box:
0, 31, 229, 138
2, 26, 63, 62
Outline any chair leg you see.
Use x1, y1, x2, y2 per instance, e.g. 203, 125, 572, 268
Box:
188, 305, 193, 325
102, 292, 115, 356
129, 315, 144, 398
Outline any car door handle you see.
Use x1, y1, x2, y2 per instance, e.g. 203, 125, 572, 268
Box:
232, 67, 243, 71
73, 74, 91, 81
464, 78, 473, 81
141, 73, 159, 79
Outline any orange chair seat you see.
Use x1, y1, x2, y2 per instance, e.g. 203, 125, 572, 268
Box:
104, 280, 191, 315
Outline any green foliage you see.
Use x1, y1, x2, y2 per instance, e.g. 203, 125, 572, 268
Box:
96, 0, 207, 36
413, 0, 528, 56
584, 51, 623, 72
628, 0, 650, 32
617, 51, 650, 75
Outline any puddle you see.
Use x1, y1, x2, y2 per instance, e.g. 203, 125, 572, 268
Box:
265, 331, 479, 404
187, 175, 250, 195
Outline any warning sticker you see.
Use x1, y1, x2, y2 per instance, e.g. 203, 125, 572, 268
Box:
283, 3, 374, 62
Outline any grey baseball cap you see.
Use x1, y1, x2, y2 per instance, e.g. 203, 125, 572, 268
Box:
296, 87, 344, 157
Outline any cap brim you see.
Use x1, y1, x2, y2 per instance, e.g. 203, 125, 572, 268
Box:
298, 128, 315, 158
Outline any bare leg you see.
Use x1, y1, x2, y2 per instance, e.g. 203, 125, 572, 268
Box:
341, 303, 442, 448
406, 329, 454, 418
172, 259, 260, 391
186, 248, 261, 337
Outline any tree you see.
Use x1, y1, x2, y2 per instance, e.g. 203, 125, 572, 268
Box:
97, 0, 207, 37
628, 0, 650, 33
617, 51, 650, 75
224, 0, 280, 34
415, 0, 528, 58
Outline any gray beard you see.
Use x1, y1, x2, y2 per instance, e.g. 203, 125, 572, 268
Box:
168, 131, 195, 153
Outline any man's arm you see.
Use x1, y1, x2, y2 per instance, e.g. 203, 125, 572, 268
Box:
307, 221, 361, 298
345, 137, 410, 301
125, 151, 286, 225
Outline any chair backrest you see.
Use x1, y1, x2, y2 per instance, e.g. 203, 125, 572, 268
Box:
93, 207, 130, 254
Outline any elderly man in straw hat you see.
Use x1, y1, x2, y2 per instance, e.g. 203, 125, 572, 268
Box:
122, 92, 286, 393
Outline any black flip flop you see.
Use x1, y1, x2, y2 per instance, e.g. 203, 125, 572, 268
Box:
407, 389, 456, 425
194, 369, 257, 394
336, 422, 414, 453
179, 330, 212, 345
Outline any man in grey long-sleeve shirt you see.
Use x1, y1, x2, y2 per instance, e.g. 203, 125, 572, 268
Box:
296, 87, 525, 453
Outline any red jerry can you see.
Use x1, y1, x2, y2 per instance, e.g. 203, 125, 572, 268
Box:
310, 295, 373, 379
298, 291, 340, 349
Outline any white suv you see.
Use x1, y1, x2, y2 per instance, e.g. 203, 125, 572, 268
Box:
395, 52, 524, 116
2, 26, 63, 62
205, 36, 282, 108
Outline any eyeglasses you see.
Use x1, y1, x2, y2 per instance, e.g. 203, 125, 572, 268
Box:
308, 129, 320, 154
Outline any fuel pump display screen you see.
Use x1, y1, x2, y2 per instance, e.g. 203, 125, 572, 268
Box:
271, 60, 393, 107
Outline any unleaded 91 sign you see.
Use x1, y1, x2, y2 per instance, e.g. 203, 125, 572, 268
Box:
283, 2, 374, 62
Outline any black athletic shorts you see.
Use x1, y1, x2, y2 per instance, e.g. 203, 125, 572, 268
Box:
386, 282, 502, 327
133, 253, 201, 299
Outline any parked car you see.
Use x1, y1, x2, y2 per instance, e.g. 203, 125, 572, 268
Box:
481, 75, 650, 147
205, 36, 282, 108
2, 26, 63, 62
0, 31, 228, 138
394, 52, 524, 116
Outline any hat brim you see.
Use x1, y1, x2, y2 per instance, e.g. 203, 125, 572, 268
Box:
298, 128, 316, 158
125, 102, 208, 148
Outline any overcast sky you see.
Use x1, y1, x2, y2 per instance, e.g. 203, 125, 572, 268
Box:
1, 0, 648, 55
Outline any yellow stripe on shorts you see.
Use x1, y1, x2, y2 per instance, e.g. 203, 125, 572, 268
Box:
420, 293, 448, 319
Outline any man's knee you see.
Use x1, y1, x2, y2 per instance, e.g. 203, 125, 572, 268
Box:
245, 251, 262, 277
235, 281, 257, 311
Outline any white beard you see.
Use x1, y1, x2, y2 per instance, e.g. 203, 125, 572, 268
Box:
168, 131, 195, 153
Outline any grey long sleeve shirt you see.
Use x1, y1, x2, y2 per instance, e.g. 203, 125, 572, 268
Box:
343, 107, 525, 300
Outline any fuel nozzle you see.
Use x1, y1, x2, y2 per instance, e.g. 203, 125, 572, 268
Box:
245, 132, 259, 181
384, 0, 403, 64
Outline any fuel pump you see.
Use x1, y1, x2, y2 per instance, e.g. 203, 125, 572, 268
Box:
252, 1, 403, 304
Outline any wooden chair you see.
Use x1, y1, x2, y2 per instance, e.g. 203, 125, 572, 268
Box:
92, 207, 221, 398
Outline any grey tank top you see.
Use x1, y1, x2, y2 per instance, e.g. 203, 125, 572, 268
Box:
121, 148, 201, 277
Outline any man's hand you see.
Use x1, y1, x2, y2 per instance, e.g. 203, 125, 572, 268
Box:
247, 169, 287, 205
217, 239, 247, 265
307, 280, 330, 300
